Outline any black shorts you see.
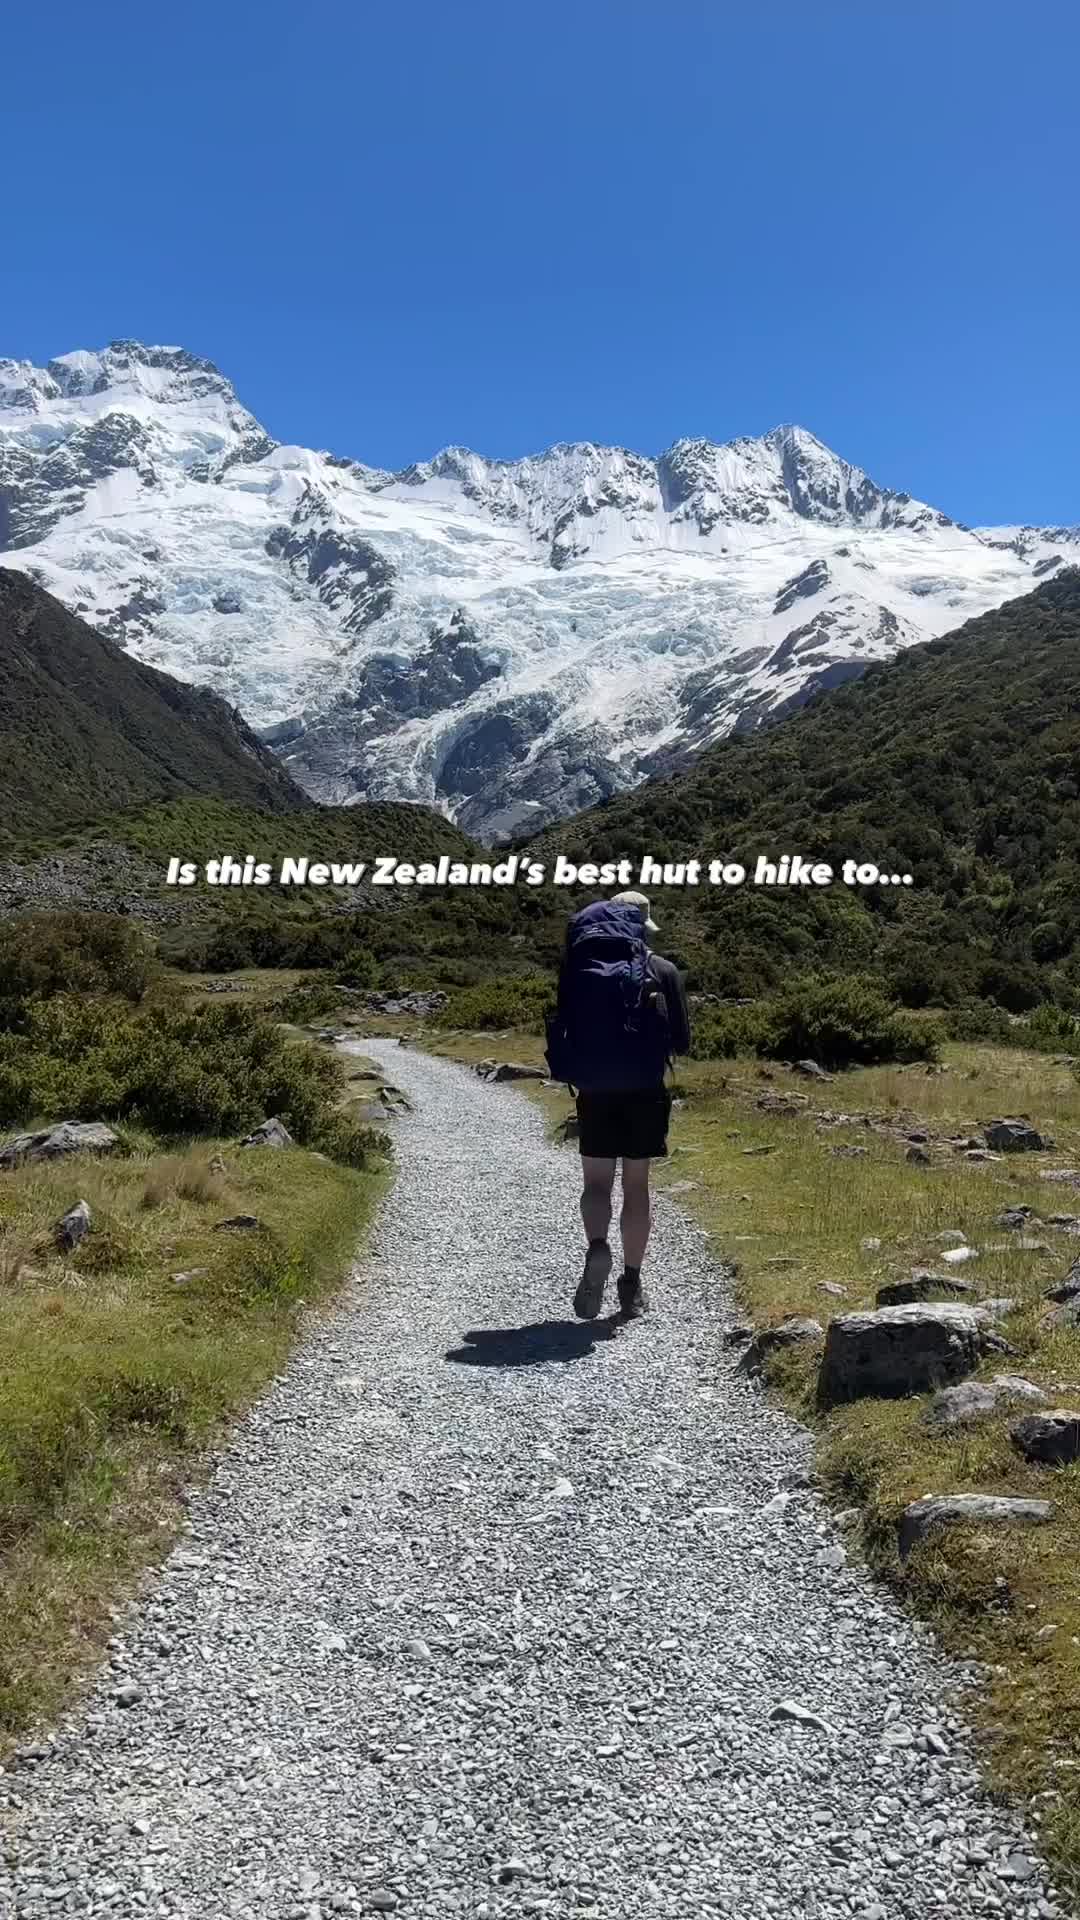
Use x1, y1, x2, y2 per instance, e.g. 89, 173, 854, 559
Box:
576, 1086, 672, 1161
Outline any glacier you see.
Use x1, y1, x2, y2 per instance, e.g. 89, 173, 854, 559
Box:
1, 339, 1076, 837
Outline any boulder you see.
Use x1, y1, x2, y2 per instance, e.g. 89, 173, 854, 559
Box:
1044, 1296, 1080, 1330
925, 1375, 1046, 1428
0, 1120, 119, 1171
237, 1117, 294, 1150
53, 1199, 91, 1253
817, 1303, 1008, 1407
488, 1062, 547, 1083
875, 1269, 976, 1307
899, 1493, 1054, 1561
793, 1060, 832, 1081
737, 1317, 824, 1377
985, 1118, 1052, 1153
1011, 1410, 1080, 1466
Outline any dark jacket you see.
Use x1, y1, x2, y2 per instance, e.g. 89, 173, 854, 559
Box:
646, 953, 692, 1057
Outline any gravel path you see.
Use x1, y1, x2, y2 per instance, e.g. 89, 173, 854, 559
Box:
0, 1042, 1070, 1920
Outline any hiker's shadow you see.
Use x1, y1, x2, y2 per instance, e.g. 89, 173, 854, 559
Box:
446, 1316, 620, 1369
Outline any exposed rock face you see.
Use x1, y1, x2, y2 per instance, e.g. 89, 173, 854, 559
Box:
817, 1304, 1008, 1407
0, 1120, 119, 1169
898, 1493, 1054, 1562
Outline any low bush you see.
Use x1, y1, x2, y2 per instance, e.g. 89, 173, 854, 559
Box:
432, 976, 555, 1034
276, 979, 347, 1025
689, 1003, 767, 1060
0, 997, 345, 1141
757, 974, 941, 1070
0, 912, 158, 1032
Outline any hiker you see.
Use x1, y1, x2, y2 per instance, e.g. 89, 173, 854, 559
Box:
546, 890, 691, 1322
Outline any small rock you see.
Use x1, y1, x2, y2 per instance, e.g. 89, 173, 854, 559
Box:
722, 1323, 754, 1347
405, 1637, 432, 1661
489, 1062, 547, 1082
933, 1230, 968, 1246
113, 1683, 142, 1708
52, 1198, 91, 1252
213, 1214, 266, 1233
861, 1236, 882, 1253
942, 1245, 980, 1265
0, 1119, 119, 1170
1011, 1410, 1080, 1465
906, 1145, 932, 1165
817, 1282, 847, 1297
368, 1895, 399, 1913
997, 1207, 1040, 1231
737, 1317, 824, 1377
237, 1117, 294, 1150
793, 1060, 832, 1080
985, 1118, 1051, 1153
876, 1269, 975, 1307
170, 1268, 208, 1288
980, 1297, 1019, 1320
899, 1493, 1054, 1561
769, 1698, 836, 1735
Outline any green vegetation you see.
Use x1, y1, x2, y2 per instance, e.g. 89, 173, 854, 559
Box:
0, 1135, 384, 1733
0, 572, 306, 853
526, 570, 1080, 1012
432, 975, 555, 1034
0, 909, 390, 1736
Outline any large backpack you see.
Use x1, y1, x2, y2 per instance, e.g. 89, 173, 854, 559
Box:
545, 900, 671, 1093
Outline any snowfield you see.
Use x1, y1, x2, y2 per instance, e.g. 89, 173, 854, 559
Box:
1, 340, 1076, 835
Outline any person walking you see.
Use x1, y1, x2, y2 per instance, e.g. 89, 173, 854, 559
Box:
545, 890, 692, 1322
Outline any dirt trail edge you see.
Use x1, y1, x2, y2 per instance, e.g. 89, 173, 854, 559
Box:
0, 1042, 1068, 1920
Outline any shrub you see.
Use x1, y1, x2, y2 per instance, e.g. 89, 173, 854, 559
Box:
433, 976, 555, 1034
0, 912, 158, 1031
945, 999, 1015, 1044
277, 979, 346, 1024
0, 998, 345, 1142
689, 1003, 767, 1060
336, 946, 377, 990
757, 974, 940, 1069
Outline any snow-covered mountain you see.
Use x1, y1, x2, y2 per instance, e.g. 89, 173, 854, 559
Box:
2, 340, 1076, 837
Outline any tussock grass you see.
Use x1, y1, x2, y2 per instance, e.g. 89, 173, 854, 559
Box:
0, 1137, 386, 1739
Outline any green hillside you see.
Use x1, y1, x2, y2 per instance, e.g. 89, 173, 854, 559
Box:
526, 570, 1080, 1009
0, 570, 308, 852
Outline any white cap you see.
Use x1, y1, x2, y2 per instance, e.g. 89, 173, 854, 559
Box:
611, 889, 658, 934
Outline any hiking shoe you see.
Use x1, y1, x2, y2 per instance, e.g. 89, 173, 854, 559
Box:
617, 1272, 649, 1319
574, 1239, 612, 1320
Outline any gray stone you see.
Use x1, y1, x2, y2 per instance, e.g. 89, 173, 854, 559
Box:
905, 1144, 932, 1165
113, 1683, 142, 1708
985, 1118, 1051, 1153
213, 1214, 266, 1233
1011, 1410, 1080, 1465
0, 1119, 119, 1170
237, 1117, 294, 1150
818, 1304, 1006, 1407
899, 1493, 1054, 1561
736, 1317, 824, 1377
979, 1297, 1019, 1320
876, 1269, 975, 1307
1043, 1260, 1080, 1304
793, 1059, 832, 1080
997, 1206, 1041, 1231
487, 1062, 547, 1082
769, 1698, 835, 1735
52, 1198, 91, 1252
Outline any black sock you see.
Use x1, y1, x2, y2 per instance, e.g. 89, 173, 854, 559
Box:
588, 1236, 608, 1252
622, 1264, 641, 1284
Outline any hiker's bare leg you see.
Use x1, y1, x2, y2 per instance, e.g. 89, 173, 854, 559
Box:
619, 1157, 653, 1270
574, 1157, 617, 1319
580, 1156, 616, 1244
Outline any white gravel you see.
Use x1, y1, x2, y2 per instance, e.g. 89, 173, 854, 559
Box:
0, 1041, 1070, 1920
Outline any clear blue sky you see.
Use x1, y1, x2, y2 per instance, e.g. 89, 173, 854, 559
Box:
7, 0, 1078, 526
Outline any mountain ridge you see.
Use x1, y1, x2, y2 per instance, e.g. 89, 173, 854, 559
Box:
2, 339, 1077, 836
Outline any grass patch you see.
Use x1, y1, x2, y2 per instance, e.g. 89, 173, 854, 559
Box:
0, 1132, 387, 1740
